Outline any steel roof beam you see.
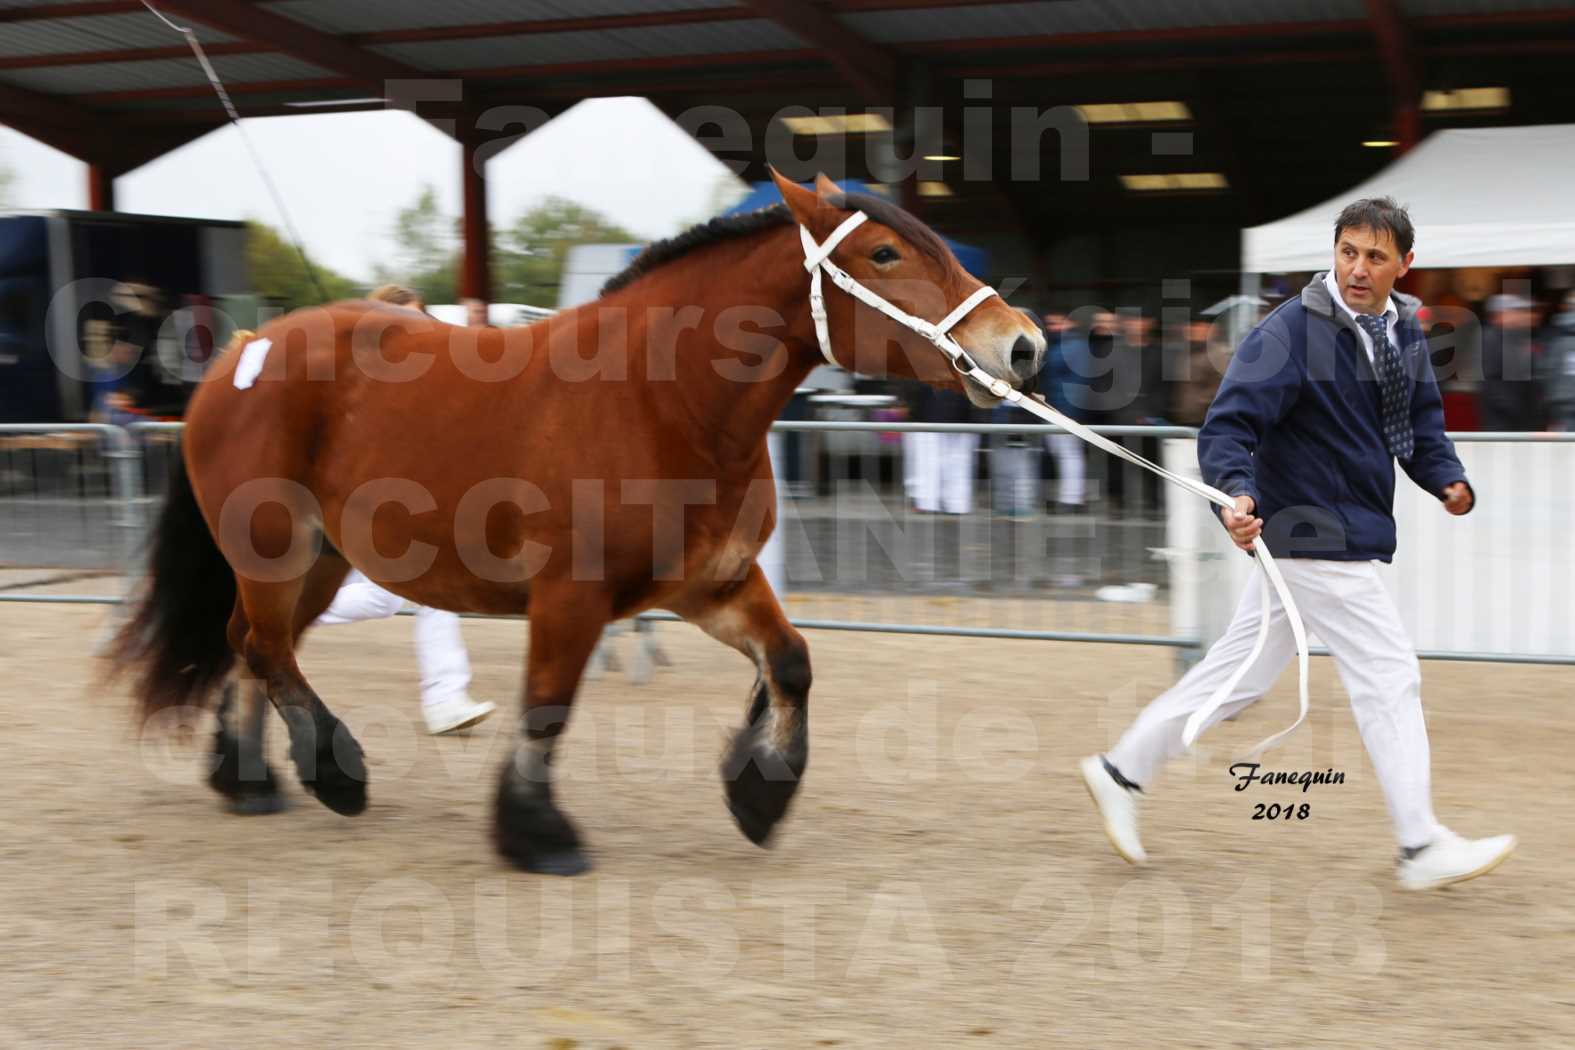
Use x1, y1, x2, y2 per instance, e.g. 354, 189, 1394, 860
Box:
738, 0, 898, 103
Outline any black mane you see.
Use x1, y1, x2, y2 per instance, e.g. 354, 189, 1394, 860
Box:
599, 191, 953, 296
601, 204, 792, 295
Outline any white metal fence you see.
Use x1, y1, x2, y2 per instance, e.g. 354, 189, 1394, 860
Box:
2, 421, 1570, 666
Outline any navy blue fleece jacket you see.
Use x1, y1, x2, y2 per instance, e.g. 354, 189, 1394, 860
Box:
1199, 273, 1472, 562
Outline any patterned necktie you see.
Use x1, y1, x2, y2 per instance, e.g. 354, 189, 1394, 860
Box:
1356, 312, 1413, 459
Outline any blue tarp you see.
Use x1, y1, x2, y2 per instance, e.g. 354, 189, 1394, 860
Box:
722, 179, 989, 279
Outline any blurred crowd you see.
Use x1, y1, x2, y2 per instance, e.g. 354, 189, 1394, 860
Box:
879, 285, 1575, 519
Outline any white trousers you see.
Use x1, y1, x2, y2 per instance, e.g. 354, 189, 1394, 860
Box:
314, 570, 472, 706
910, 431, 978, 514
1106, 558, 1444, 849
1045, 432, 1086, 506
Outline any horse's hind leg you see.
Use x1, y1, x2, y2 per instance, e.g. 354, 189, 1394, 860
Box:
495, 590, 607, 875
234, 569, 368, 816
690, 564, 811, 847
208, 669, 285, 814
208, 550, 353, 814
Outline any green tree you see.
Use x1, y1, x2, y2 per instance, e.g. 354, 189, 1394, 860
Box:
493, 197, 637, 308
374, 183, 460, 306
245, 221, 360, 312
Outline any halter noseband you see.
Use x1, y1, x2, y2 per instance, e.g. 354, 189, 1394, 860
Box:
798, 212, 1007, 395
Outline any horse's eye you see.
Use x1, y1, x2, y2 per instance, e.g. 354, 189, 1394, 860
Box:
871, 246, 901, 265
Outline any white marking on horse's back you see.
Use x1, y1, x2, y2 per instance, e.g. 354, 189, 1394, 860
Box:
233, 338, 273, 389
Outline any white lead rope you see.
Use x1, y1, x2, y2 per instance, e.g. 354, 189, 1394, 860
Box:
799, 217, 1311, 759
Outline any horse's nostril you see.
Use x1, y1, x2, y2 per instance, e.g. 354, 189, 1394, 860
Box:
1010, 334, 1039, 379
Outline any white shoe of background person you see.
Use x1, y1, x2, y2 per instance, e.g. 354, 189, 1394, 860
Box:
1079, 755, 1147, 865
422, 694, 496, 736
1396, 830, 1516, 891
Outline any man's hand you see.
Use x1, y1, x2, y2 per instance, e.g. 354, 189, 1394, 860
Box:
1219, 494, 1262, 551
1442, 482, 1473, 516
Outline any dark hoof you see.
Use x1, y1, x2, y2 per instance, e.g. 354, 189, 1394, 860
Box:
494, 765, 588, 876
520, 848, 593, 877
228, 791, 290, 816
208, 725, 287, 816
288, 715, 368, 816
722, 724, 805, 848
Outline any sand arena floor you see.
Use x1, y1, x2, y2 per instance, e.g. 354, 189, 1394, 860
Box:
1, 601, 1570, 1048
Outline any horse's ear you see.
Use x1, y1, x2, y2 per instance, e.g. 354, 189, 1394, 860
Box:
813, 173, 841, 198
770, 166, 821, 227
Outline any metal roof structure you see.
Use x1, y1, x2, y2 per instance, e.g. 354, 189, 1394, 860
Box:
3, 1, 1572, 300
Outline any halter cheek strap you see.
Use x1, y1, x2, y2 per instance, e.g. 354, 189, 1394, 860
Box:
799, 213, 1001, 376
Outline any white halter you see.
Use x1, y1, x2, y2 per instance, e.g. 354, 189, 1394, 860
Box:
797, 214, 1311, 760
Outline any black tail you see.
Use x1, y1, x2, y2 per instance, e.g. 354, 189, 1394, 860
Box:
109, 450, 238, 720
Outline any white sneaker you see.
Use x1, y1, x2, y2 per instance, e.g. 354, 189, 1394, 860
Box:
422, 695, 497, 736
1079, 755, 1147, 865
1396, 831, 1516, 891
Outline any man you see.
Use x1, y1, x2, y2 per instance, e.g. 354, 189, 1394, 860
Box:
1478, 293, 1550, 431
1080, 198, 1515, 891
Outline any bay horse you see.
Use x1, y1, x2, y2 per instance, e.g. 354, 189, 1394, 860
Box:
111, 170, 1045, 875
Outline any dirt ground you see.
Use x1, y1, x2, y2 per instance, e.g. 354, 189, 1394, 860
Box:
2, 602, 1571, 1049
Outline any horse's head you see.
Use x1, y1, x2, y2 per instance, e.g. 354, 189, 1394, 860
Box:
773, 169, 1045, 406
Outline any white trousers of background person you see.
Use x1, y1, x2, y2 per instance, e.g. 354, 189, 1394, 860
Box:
1105, 558, 1445, 849
315, 570, 472, 706
912, 431, 978, 514
901, 432, 921, 503
1046, 432, 1086, 506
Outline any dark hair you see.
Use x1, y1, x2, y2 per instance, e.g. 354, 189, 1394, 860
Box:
1333, 197, 1414, 256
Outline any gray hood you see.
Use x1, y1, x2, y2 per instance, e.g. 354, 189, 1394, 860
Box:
1302, 272, 1422, 325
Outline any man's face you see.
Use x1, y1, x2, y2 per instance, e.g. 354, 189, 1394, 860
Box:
1333, 225, 1412, 314
464, 299, 488, 326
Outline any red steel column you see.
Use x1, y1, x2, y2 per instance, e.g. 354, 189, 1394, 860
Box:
87, 163, 115, 212
460, 134, 490, 303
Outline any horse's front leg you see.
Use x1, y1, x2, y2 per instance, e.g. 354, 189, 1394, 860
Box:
688, 563, 811, 847
494, 589, 608, 876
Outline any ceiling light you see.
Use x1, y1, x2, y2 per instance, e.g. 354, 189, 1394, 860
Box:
922, 154, 960, 162
1077, 101, 1192, 125
1362, 139, 1398, 148
1422, 87, 1509, 112
917, 181, 954, 198
781, 112, 893, 135
1119, 172, 1228, 192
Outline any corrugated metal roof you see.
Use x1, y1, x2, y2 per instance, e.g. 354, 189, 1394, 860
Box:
844, 0, 1371, 44
370, 19, 800, 71
0, 12, 236, 58
1, 53, 334, 96
1402, 0, 1575, 14
264, 0, 741, 36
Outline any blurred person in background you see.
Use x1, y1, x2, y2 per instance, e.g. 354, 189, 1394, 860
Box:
987, 310, 1048, 518
462, 296, 491, 327
1544, 291, 1575, 432
907, 381, 978, 515
1477, 292, 1552, 431
301, 284, 497, 735
96, 280, 187, 422
1039, 310, 1093, 514
1169, 317, 1228, 428
1108, 310, 1167, 515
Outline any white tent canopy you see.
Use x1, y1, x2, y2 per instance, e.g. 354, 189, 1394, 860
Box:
1242, 124, 1575, 273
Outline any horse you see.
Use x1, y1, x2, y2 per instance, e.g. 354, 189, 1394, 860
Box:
111, 169, 1045, 876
